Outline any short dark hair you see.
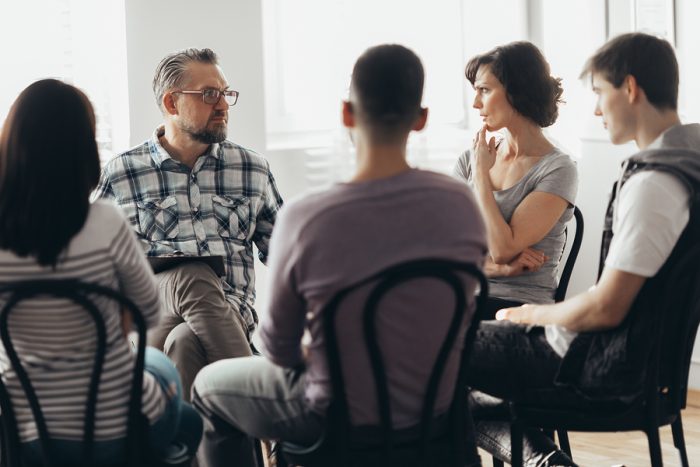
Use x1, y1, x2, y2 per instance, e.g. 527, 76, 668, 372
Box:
580, 32, 678, 111
465, 41, 563, 128
0, 79, 100, 267
350, 44, 424, 143
153, 48, 219, 112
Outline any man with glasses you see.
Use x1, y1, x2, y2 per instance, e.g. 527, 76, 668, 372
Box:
94, 48, 283, 400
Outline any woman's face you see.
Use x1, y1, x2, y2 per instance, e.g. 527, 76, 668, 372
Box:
472, 65, 515, 131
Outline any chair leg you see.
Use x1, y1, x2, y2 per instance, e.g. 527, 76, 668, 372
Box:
254, 439, 265, 467
510, 421, 524, 467
556, 429, 572, 458
646, 427, 663, 467
671, 416, 690, 467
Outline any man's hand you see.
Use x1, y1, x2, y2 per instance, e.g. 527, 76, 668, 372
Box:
494, 268, 647, 331
495, 303, 538, 324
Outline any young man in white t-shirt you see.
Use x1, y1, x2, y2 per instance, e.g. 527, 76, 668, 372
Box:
467, 33, 700, 466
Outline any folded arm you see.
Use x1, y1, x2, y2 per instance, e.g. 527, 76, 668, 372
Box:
475, 186, 569, 264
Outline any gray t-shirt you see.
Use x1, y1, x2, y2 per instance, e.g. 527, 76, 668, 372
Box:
259, 168, 487, 428
453, 147, 578, 304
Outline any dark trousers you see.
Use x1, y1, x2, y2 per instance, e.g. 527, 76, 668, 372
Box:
465, 321, 589, 466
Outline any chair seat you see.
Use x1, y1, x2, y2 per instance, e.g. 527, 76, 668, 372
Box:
471, 389, 677, 433
514, 402, 678, 433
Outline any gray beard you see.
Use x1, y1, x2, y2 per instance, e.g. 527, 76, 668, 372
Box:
181, 122, 227, 144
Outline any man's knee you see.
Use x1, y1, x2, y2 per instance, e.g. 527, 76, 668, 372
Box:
166, 262, 223, 299
164, 323, 207, 400
164, 321, 200, 350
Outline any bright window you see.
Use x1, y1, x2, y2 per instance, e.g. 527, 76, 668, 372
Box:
0, 0, 130, 162
262, 0, 527, 184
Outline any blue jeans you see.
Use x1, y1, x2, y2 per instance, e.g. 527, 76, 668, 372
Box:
21, 347, 203, 465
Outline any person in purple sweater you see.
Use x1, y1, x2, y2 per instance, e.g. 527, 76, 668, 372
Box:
191, 44, 488, 467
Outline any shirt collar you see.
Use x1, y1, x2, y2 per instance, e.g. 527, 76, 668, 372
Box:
148, 125, 222, 168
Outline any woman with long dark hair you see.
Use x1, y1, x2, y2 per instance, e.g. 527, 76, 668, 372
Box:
0, 79, 202, 464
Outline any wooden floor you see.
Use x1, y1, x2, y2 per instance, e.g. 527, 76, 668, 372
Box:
478, 393, 700, 467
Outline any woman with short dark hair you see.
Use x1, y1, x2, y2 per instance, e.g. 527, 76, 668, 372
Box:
0, 79, 202, 464
454, 41, 579, 318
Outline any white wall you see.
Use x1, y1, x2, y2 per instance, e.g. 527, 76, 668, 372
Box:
124, 0, 266, 151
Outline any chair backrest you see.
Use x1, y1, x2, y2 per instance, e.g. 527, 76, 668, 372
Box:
554, 206, 584, 303
322, 259, 487, 466
0, 280, 148, 467
651, 242, 700, 414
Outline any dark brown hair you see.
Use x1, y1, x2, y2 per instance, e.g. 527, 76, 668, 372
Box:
0, 79, 100, 266
580, 32, 678, 111
465, 41, 564, 128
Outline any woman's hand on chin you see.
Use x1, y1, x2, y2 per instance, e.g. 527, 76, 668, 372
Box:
472, 125, 497, 180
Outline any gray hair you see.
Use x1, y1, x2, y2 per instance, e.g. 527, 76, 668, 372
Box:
152, 48, 219, 112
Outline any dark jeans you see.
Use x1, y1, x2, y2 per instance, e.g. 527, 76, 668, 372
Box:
465, 321, 588, 466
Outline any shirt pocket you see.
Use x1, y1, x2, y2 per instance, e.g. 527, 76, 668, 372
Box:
136, 196, 179, 241
212, 195, 250, 241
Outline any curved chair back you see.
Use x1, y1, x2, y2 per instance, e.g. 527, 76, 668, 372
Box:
554, 206, 584, 303
0, 280, 148, 467
283, 259, 487, 467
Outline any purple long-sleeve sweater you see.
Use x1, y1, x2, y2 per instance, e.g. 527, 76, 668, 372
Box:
259, 168, 487, 428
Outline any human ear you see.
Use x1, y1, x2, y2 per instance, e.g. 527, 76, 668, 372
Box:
342, 101, 355, 128
625, 75, 640, 104
163, 93, 178, 116
412, 107, 428, 131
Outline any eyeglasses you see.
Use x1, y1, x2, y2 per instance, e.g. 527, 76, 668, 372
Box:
173, 88, 239, 106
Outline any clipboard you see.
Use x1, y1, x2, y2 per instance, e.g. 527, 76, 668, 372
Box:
147, 255, 226, 277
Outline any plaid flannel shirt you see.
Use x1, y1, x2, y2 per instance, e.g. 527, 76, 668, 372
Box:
92, 127, 283, 331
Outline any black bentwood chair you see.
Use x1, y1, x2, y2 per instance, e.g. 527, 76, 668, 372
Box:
280, 259, 488, 467
553, 206, 584, 304
0, 279, 190, 467
492, 241, 700, 467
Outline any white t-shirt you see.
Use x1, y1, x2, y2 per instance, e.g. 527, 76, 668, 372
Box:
605, 170, 689, 274
545, 169, 690, 357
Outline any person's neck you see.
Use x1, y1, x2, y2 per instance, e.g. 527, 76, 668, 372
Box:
160, 124, 209, 169
502, 118, 554, 160
635, 108, 681, 150
350, 136, 411, 182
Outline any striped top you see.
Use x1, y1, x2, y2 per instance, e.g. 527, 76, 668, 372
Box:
0, 200, 166, 442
